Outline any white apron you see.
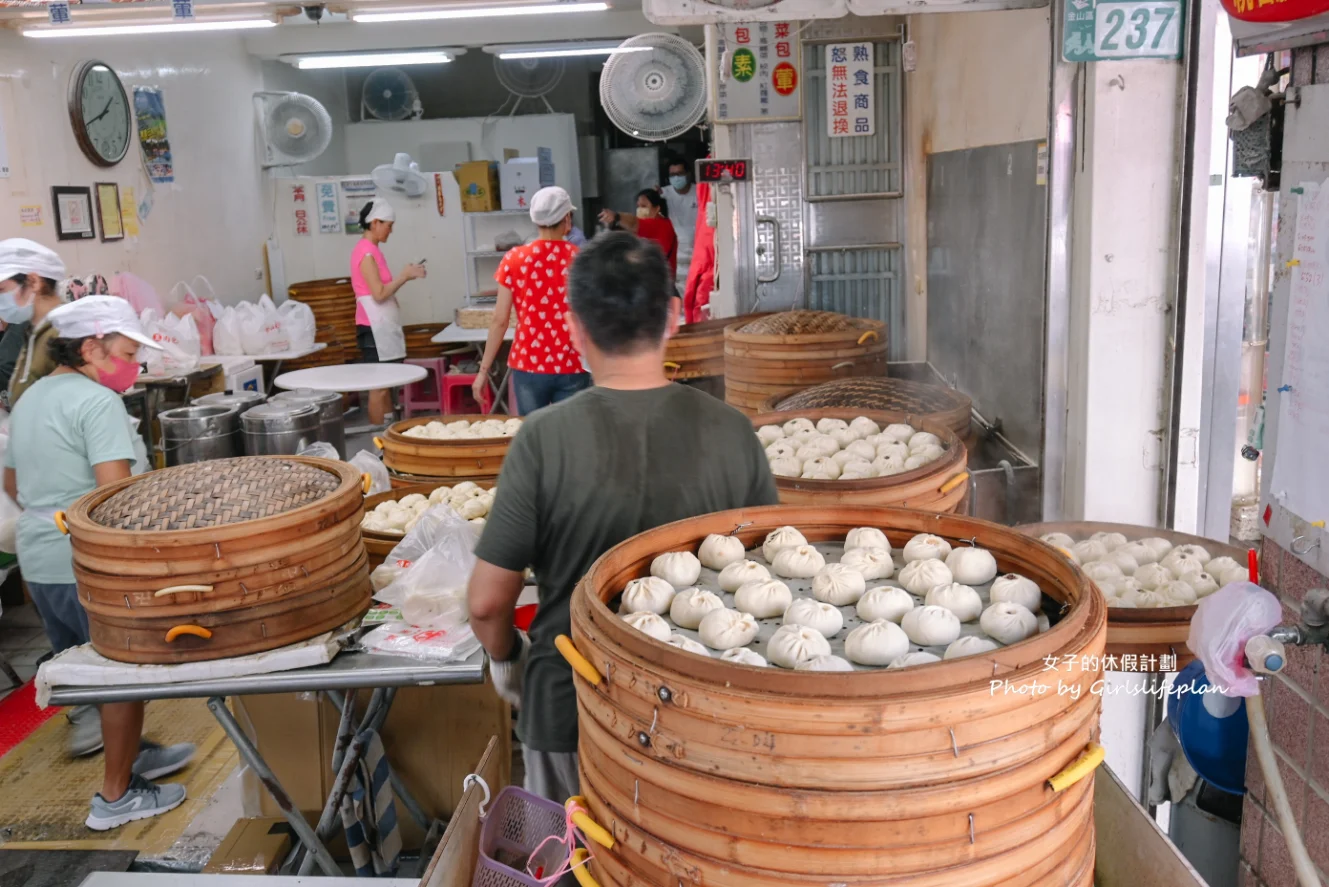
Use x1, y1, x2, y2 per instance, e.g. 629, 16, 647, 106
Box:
359, 295, 406, 362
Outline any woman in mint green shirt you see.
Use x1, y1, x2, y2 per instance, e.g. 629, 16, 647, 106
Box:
3, 295, 194, 832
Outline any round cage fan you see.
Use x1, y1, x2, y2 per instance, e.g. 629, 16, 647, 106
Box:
600, 33, 707, 142
372, 152, 430, 198
253, 92, 333, 168
495, 55, 566, 100
362, 68, 422, 121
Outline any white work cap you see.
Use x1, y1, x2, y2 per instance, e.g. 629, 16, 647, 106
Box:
0, 238, 66, 283
365, 198, 396, 225
530, 186, 573, 227
46, 295, 162, 350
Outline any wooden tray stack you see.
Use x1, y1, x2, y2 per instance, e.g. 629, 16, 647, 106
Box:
568, 506, 1106, 887
288, 278, 358, 358
404, 323, 448, 358
665, 313, 771, 384
764, 376, 973, 442
724, 311, 888, 415
755, 408, 970, 513
376, 416, 512, 486
283, 325, 348, 371
63, 457, 371, 664
1017, 521, 1250, 672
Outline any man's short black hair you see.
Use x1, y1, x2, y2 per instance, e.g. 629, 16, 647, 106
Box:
568, 231, 673, 356
667, 156, 687, 172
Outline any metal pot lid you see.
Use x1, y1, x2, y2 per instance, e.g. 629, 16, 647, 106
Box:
197, 392, 267, 409
159, 405, 238, 423
273, 388, 342, 408
241, 402, 320, 429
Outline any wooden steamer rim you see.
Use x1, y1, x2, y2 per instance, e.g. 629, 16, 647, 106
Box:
379, 414, 514, 479
759, 376, 973, 440
751, 407, 968, 511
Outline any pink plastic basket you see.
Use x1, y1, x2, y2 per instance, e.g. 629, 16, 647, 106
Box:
471, 787, 570, 887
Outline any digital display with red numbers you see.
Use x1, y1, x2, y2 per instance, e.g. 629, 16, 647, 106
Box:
696, 159, 752, 183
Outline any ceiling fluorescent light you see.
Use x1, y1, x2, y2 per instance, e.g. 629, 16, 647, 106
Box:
497, 44, 649, 60
295, 51, 453, 69
354, 2, 609, 25
23, 18, 276, 38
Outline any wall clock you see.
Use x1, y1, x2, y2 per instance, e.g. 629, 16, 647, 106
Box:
68, 60, 132, 168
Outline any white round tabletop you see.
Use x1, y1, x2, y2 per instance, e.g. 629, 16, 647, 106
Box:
274, 364, 427, 393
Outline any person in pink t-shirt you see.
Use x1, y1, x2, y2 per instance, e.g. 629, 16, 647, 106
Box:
350, 198, 425, 424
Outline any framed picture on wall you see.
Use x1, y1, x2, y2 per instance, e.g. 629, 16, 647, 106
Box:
52, 186, 96, 241
96, 183, 124, 242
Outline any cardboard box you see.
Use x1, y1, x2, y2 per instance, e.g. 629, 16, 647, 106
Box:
225, 363, 263, 394
456, 161, 501, 212
231, 680, 511, 851
500, 151, 556, 212
202, 817, 293, 874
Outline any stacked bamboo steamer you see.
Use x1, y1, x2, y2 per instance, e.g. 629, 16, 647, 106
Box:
405, 323, 448, 358
665, 313, 771, 385
724, 311, 888, 415
568, 505, 1106, 887
754, 408, 970, 513
376, 415, 513, 487
288, 278, 357, 357
1018, 521, 1250, 672
283, 325, 348, 371
764, 376, 973, 443
63, 457, 371, 664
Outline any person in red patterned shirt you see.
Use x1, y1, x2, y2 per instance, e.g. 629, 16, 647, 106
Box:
475, 187, 592, 416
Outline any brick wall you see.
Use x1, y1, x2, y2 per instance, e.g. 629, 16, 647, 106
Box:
1240, 537, 1329, 887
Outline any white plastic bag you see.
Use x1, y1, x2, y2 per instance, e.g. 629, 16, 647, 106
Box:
259, 294, 291, 354
278, 299, 317, 353
361, 622, 481, 664
350, 450, 390, 495
375, 505, 477, 613
141, 309, 201, 374
1186, 581, 1283, 697
213, 306, 244, 356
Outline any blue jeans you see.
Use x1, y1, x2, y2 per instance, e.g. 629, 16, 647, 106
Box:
511, 370, 591, 416
28, 582, 90, 655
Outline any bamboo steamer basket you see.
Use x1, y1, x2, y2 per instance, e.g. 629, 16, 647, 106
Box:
283, 332, 347, 371
289, 277, 358, 352
376, 415, 515, 483
64, 456, 372, 664
405, 323, 448, 358
361, 480, 493, 569
723, 312, 888, 415
1017, 521, 1251, 673
567, 505, 1107, 887
754, 408, 970, 513
665, 313, 771, 382
762, 376, 973, 442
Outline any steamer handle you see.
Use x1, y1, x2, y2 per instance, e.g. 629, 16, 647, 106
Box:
165, 624, 214, 643
857, 330, 879, 346
566, 796, 615, 849
831, 361, 856, 373
569, 848, 601, 887
940, 472, 971, 495
1047, 742, 1106, 792
663, 361, 681, 382
555, 635, 602, 686
362, 473, 373, 495
155, 585, 214, 598
54, 511, 69, 535
373, 436, 385, 451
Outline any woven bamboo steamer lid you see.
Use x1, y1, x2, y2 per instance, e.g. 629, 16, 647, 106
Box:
377, 415, 514, 481
1017, 520, 1249, 673
566, 505, 1105, 886
762, 376, 973, 440
723, 311, 888, 416
63, 456, 371, 663
665, 312, 771, 381
754, 408, 969, 513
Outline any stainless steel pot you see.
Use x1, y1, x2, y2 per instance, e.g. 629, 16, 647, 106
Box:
158, 405, 240, 467
196, 392, 267, 454
272, 388, 346, 458
240, 403, 321, 457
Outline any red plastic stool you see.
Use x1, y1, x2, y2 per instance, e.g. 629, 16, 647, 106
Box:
442, 372, 493, 414
402, 357, 448, 418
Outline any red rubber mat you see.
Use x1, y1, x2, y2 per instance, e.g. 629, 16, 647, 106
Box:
0, 680, 60, 759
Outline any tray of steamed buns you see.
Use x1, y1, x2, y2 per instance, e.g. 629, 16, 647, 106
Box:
612, 523, 1059, 671
1017, 521, 1253, 671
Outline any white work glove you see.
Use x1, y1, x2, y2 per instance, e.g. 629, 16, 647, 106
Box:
489, 629, 529, 710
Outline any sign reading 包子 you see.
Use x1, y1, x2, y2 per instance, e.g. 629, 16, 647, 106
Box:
716, 21, 802, 123
1063, 0, 1185, 62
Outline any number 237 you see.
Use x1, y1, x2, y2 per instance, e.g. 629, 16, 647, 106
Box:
1101, 5, 1176, 52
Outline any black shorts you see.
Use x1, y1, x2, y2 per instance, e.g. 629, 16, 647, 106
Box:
356, 326, 403, 364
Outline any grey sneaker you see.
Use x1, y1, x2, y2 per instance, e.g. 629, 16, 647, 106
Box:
85, 775, 186, 831
132, 741, 196, 781
67, 706, 103, 758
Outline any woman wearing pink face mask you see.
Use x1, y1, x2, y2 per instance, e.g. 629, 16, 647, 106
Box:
3, 295, 196, 831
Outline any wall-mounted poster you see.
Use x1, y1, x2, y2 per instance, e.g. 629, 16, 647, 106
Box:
121, 185, 140, 237
317, 182, 341, 234
340, 178, 376, 234
133, 87, 174, 184
52, 186, 95, 241
96, 182, 124, 241
715, 21, 802, 123
19, 205, 42, 227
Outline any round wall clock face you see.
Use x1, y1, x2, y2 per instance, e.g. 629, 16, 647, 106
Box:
70, 61, 131, 167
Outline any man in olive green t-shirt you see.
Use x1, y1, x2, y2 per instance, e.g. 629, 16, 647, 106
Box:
468, 232, 778, 803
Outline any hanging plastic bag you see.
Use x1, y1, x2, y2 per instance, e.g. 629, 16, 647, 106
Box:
277, 299, 317, 353
141, 310, 201, 374
350, 449, 390, 495
167, 278, 218, 356
213, 306, 244, 356
1186, 581, 1284, 697
109, 272, 164, 316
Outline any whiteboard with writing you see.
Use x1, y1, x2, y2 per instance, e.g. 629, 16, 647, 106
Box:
1268, 178, 1329, 523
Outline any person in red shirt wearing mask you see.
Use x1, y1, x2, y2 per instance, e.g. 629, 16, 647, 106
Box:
598, 190, 679, 285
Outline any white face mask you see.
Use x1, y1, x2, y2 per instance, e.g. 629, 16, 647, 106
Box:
636, 207, 652, 220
